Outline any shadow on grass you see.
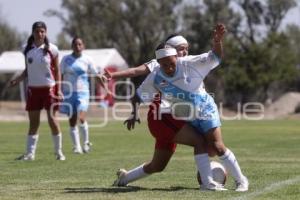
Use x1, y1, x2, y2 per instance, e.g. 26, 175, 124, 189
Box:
65, 185, 199, 193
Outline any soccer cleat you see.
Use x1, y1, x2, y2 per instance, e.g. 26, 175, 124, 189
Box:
235, 176, 249, 192
15, 153, 35, 161
200, 181, 228, 191
112, 169, 128, 186
73, 147, 83, 154
83, 142, 92, 153
55, 152, 66, 161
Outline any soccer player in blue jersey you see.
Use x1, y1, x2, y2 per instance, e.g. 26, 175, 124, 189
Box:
115, 24, 248, 192
60, 37, 98, 154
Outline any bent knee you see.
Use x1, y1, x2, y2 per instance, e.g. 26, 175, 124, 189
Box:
211, 142, 226, 156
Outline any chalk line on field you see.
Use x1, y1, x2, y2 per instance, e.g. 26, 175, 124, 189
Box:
231, 176, 300, 200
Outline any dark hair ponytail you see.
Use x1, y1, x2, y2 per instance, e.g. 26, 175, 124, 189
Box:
23, 35, 34, 56
43, 36, 50, 55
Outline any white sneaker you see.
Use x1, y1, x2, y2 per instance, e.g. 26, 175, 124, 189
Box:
200, 181, 228, 191
73, 147, 83, 154
112, 169, 128, 186
235, 176, 249, 192
15, 153, 35, 161
55, 152, 66, 161
83, 142, 92, 153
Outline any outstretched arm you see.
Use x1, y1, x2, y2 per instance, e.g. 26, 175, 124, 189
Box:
102, 64, 150, 81
212, 23, 226, 59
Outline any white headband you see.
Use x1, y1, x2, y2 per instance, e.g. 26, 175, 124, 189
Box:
166, 36, 188, 47
155, 48, 177, 60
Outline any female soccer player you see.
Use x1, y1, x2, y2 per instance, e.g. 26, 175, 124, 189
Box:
103, 34, 216, 155
60, 37, 98, 154
126, 24, 248, 192
10, 21, 65, 161
111, 34, 229, 191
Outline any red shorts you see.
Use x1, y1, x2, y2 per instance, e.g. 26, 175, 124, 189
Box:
26, 87, 59, 111
147, 103, 186, 152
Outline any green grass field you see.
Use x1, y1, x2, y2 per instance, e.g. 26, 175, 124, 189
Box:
0, 119, 299, 200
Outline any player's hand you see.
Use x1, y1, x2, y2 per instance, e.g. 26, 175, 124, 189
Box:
56, 90, 64, 101
97, 74, 113, 96
102, 68, 112, 81
213, 23, 226, 43
98, 69, 114, 95
123, 113, 140, 131
9, 79, 19, 87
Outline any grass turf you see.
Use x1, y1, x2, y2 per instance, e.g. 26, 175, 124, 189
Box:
0, 119, 299, 200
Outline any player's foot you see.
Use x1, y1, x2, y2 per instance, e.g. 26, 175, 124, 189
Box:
83, 142, 92, 153
55, 152, 66, 161
235, 176, 249, 192
200, 181, 228, 191
112, 169, 128, 186
73, 147, 83, 154
15, 153, 35, 161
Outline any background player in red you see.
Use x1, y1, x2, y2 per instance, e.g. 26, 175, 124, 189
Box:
10, 21, 65, 161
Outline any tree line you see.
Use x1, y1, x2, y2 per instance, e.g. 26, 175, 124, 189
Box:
1, 0, 299, 108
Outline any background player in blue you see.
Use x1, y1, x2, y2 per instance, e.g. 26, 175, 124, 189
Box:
60, 37, 98, 154
136, 24, 248, 192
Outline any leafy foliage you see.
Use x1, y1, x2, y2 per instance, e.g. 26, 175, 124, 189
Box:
182, 0, 299, 105
47, 0, 181, 66
0, 15, 23, 100
47, 0, 300, 105
0, 19, 22, 54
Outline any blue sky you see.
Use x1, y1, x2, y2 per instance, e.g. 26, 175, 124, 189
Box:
0, 0, 63, 42
0, 0, 299, 43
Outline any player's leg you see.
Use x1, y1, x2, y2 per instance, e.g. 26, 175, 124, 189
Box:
16, 110, 41, 160
45, 87, 65, 160
143, 149, 174, 173
113, 148, 174, 186
204, 127, 248, 191
173, 123, 226, 191
69, 112, 82, 154
60, 93, 83, 154
47, 108, 65, 161
16, 88, 42, 161
113, 112, 177, 187
78, 111, 91, 153
77, 94, 91, 153
27, 110, 41, 157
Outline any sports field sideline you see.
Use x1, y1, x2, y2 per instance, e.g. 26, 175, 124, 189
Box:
0, 120, 299, 200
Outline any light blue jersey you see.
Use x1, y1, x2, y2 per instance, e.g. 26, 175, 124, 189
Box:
60, 53, 98, 116
137, 51, 221, 133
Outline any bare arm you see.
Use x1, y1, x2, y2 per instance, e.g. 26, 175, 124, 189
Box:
212, 23, 226, 59
10, 69, 27, 87
104, 64, 150, 80
53, 56, 63, 99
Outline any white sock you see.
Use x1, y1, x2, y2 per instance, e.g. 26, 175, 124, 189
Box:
194, 154, 214, 186
79, 121, 89, 144
219, 148, 244, 182
26, 134, 39, 155
52, 133, 63, 154
122, 164, 149, 185
70, 126, 81, 149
